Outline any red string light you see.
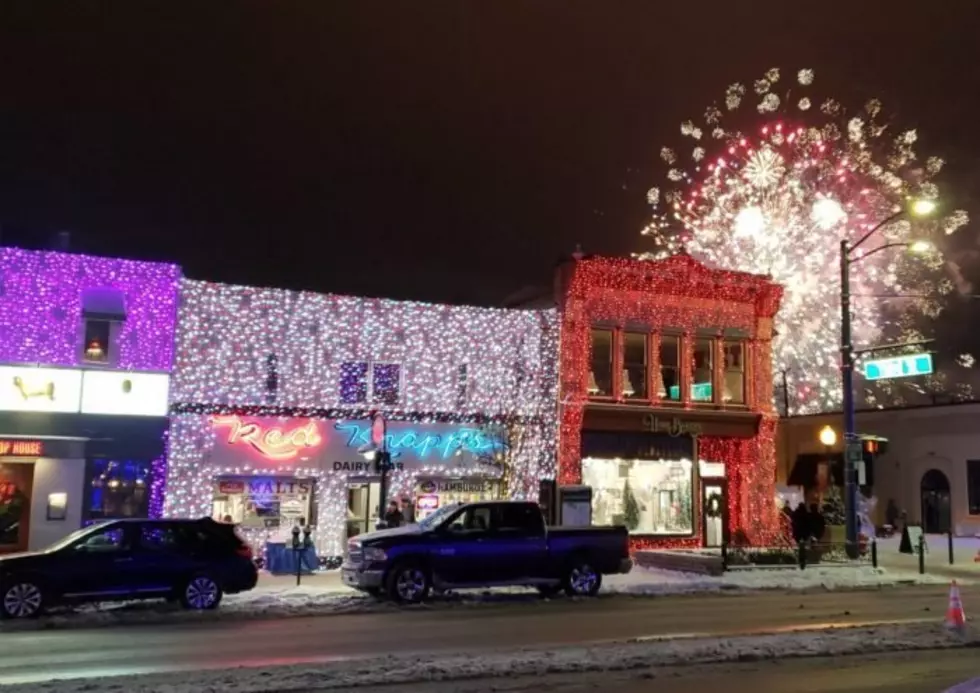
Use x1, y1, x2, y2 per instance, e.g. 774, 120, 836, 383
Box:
558, 254, 783, 548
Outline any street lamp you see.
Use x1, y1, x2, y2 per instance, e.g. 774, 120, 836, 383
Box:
839, 198, 936, 557
818, 425, 837, 448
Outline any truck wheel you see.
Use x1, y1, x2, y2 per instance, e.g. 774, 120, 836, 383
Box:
564, 561, 602, 597
386, 562, 431, 603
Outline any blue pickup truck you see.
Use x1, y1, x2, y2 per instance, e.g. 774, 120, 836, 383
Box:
341, 500, 632, 602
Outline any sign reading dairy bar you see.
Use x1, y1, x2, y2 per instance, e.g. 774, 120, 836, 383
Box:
0, 440, 44, 457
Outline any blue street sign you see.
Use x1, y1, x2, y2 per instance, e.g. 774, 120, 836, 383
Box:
863, 352, 934, 381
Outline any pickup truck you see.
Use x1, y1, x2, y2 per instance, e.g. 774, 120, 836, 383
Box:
341, 500, 632, 603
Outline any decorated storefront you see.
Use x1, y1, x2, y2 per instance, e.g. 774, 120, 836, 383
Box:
165, 279, 560, 559
556, 253, 783, 549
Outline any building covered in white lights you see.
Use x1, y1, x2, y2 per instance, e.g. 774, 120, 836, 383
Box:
164, 280, 559, 559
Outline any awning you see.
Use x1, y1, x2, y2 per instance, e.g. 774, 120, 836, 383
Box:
787, 452, 875, 488
581, 430, 695, 461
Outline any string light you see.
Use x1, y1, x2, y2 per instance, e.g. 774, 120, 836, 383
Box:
641, 67, 972, 413
558, 254, 782, 547
0, 247, 180, 370
166, 280, 559, 557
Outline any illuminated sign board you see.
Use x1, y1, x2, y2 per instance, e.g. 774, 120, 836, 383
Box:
0, 439, 44, 457
863, 352, 934, 381
210, 416, 324, 461
208, 416, 506, 472
80, 371, 170, 417
0, 366, 83, 413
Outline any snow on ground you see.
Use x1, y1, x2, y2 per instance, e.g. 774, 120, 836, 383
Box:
0, 563, 946, 633
4, 622, 977, 693
947, 680, 980, 693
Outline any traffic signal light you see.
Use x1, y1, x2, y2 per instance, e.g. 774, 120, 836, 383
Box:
862, 437, 887, 456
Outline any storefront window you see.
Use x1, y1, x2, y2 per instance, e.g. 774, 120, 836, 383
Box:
212, 477, 315, 531
0, 464, 33, 551
582, 457, 693, 534
84, 459, 151, 521
692, 338, 714, 402
589, 329, 613, 397
659, 335, 680, 400
723, 341, 745, 404
623, 333, 647, 400
413, 478, 503, 521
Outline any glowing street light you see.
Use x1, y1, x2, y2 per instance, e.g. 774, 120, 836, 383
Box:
818, 425, 837, 448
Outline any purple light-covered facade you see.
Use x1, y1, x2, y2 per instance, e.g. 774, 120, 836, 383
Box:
0, 247, 180, 371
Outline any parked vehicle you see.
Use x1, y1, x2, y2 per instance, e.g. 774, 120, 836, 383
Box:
0, 517, 258, 618
341, 501, 632, 603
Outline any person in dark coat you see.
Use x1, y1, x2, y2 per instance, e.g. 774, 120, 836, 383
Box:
808, 503, 826, 542
791, 502, 810, 544
885, 499, 899, 528
383, 500, 403, 528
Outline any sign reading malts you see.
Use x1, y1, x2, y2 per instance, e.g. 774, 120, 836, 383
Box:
0, 366, 82, 414
863, 352, 933, 381
81, 371, 171, 417
208, 415, 506, 473
0, 439, 44, 457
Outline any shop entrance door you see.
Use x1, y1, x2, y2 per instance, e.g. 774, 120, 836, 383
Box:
0, 463, 34, 554
701, 481, 727, 548
346, 480, 381, 540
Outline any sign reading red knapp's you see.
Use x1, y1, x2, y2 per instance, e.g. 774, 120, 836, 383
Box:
0, 440, 44, 457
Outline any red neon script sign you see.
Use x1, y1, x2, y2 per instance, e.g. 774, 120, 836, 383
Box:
210, 416, 323, 461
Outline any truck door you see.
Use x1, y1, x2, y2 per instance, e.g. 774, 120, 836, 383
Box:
431, 505, 495, 584
491, 504, 548, 581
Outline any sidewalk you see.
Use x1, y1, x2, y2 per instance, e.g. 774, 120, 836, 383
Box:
876, 534, 980, 581
257, 569, 348, 592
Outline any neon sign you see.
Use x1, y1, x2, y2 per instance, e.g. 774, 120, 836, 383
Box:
210, 416, 323, 461
0, 439, 44, 457
333, 422, 501, 460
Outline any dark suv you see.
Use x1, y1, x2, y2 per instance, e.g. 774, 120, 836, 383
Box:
0, 517, 258, 618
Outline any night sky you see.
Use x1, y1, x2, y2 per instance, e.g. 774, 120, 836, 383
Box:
1, 1, 979, 311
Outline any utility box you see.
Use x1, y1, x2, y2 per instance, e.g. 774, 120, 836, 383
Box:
558, 485, 593, 527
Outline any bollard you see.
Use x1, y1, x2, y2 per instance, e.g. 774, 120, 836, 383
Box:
798, 539, 807, 570
720, 542, 728, 572
871, 538, 878, 569
918, 532, 926, 575
949, 531, 955, 565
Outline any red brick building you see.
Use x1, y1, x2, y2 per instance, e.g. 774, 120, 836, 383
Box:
555, 253, 783, 549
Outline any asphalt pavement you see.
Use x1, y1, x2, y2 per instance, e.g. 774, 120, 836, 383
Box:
0, 583, 972, 685
349, 649, 980, 693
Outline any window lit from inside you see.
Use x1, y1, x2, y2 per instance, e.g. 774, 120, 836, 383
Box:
723, 342, 745, 404
623, 333, 647, 400
83, 319, 111, 364
692, 339, 714, 402
589, 329, 613, 397
659, 335, 680, 401
84, 459, 151, 522
581, 457, 693, 534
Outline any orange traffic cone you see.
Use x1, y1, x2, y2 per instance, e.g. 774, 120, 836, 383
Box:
945, 580, 967, 630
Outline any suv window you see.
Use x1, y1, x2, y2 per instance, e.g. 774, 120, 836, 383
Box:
495, 504, 543, 534
446, 506, 493, 534
75, 525, 127, 553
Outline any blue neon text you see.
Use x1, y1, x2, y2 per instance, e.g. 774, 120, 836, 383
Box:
333, 423, 503, 460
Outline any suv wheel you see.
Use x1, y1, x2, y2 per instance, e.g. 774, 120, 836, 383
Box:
564, 561, 602, 597
386, 562, 430, 603
2, 581, 44, 619
181, 575, 223, 610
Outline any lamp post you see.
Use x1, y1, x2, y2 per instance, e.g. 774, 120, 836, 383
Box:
839, 199, 935, 557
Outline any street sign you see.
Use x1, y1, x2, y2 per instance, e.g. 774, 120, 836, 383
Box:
845, 442, 863, 465
862, 352, 933, 381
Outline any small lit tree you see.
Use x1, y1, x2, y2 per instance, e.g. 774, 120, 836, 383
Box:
623, 480, 640, 531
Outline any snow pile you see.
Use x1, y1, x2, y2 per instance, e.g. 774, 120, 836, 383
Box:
4, 622, 976, 693
946, 680, 980, 693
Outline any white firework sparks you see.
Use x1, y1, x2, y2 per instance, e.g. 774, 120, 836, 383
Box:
639, 68, 971, 414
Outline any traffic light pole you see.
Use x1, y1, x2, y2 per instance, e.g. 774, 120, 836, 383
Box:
376, 450, 391, 529
840, 239, 859, 559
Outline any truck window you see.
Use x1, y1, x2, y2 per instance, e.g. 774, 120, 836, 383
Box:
446, 506, 492, 534
494, 504, 544, 535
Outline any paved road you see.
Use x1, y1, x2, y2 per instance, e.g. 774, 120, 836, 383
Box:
351, 649, 980, 693
0, 584, 971, 685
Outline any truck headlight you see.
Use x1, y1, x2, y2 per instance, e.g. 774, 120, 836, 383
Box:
363, 546, 387, 562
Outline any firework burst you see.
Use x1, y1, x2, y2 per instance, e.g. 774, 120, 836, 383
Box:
640, 68, 970, 414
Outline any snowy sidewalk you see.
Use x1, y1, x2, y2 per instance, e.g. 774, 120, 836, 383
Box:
0, 562, 949, 633
3, 622, 976, 693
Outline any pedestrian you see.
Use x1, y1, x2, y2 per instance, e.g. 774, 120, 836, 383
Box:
384, 500, 402, 528
791, 502, 809, 544
808, 503, 826, 543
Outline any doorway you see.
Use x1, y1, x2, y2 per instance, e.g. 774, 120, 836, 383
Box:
920, 469, 951, 534
346, 480, 381, 540
0, 463, 34, 554
701, 481, 727, 548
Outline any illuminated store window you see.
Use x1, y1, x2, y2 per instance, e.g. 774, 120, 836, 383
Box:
692, 338, 714, 402
659, 335, 680, 401
83, 320, 111, 364
84, 459, 151, 521
339, 362, 369, 404
582, 457, 693, 535
622, 333, 647, 400
81, 287, 125, 366
372, 363, 401, 405
212, 476, 314, 530
723, 342, 746, 404
589, 329, 613, 397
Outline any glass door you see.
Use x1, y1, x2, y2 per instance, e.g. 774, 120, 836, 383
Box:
346, 481, 381, 540
702, 482, 726, 548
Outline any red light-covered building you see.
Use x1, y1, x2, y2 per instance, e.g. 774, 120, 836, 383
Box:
555, 253, 783, 550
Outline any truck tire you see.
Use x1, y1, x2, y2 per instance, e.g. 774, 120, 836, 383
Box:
385, 561, 431, 603
563, 560, 602, 597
